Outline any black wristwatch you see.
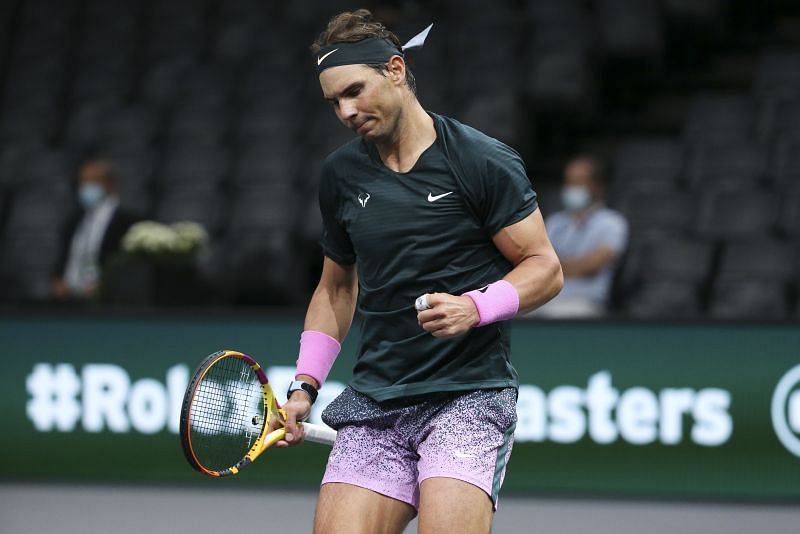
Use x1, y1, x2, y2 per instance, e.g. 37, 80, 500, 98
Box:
287, 380, 319, 405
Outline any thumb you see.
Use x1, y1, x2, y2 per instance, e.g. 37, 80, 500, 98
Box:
284, 410, 297, 443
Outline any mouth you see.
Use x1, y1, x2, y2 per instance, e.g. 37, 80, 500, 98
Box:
354, 119, 373, 133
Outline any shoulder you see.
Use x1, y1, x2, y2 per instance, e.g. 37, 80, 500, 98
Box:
319, 137, 369, 189
435, 113, 524, 169
322, 136, 368, 173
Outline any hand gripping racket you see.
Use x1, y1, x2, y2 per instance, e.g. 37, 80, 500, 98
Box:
180, 349, 337, 477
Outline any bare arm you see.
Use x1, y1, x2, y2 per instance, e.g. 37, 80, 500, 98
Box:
279, 256, 357, 446
304, 257, 359, 348
418, 209, 563, 336
560, 246, 617, 278
492, 208, 564, 312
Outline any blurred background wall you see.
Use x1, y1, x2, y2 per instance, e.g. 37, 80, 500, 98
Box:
0, 0, 798, 318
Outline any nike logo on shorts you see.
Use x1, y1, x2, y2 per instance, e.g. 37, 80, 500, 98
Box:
428, 191, 454, 202
454, 450, 477, 459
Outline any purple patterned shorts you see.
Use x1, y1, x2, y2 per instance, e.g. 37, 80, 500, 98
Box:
320, 386, 517, 510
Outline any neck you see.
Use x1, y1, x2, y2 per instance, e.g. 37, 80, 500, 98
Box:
374, 96, 436, 173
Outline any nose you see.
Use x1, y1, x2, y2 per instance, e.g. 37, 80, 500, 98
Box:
337, 98, 358, 122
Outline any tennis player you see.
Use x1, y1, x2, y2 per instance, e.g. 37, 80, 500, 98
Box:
276, 10, 563, 534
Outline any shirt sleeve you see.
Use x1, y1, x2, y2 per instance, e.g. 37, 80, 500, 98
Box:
477, 141, 538, 236
318, 162, 356, 265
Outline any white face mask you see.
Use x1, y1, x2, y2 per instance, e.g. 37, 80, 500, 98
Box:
78, 183, 105, 209
561, 185, 592, 212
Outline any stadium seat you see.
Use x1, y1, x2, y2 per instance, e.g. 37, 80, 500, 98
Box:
232, 147, 299, 188
618, 236, 713, 317
686, 142, 767, 190
625, 235, 714, 287
64, 99, 121, 150
771, 136, 800, 190
663, 0, 722, 20
612, 190, 695, 238
0, 97, 58, 144
754, 49, 800, 100
756, 97, 800, 143
140, 58, 197, 109
779, 190, 800, 239
683, 94, 754, 144
0, 231, 62, 302
2, 188, 71, 236
105, 106, 160, 148
597, 0, 663, 59
167, 105, 229, 147
526, 50, 591, 108
460, 91, 521, 146
612, 138, 684, 192
709, 278, 788, 319
210, 228, 305, 306
156, 187, 223, 235
713, 238, 796, 319
227, 185, 299, 233
71, 57, 134, 105
717, 239, 796, 281
695, 190, 779, 241
625, 279, 703, 318
160, 145, 228, 190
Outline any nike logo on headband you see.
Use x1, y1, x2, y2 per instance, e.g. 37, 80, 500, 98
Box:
317, 49, 339, 66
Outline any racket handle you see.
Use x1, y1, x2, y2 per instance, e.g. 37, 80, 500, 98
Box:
302, 422, 337, 446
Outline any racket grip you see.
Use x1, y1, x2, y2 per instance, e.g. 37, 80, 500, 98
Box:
302, 422, 337, 446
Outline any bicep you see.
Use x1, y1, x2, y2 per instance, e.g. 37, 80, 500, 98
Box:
491, 209, 559, 267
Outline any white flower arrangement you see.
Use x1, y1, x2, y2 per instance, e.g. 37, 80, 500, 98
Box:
122, 221, 209, 257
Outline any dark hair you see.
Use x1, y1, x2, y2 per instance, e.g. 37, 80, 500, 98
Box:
311, 9, 417, 95
81, 159, 119, 192
570, 154, 608, 187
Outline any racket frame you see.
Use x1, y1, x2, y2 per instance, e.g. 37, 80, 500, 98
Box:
180, 350, 336, 478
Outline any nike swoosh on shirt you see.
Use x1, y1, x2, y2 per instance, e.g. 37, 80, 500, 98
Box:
427, 191, 454, 202
317, 49, 339, 65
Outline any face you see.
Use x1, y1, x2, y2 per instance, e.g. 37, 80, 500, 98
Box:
561, 159, 604, 212
79, 162, 109, 190
319, 58, 406, 141
564, 160, 602, 200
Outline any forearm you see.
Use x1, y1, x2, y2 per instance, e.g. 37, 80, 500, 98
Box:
303, 278, 358, 343
503, 254, 564, 312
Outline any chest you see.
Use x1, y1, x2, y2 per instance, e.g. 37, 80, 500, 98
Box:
338, 165, 478, 253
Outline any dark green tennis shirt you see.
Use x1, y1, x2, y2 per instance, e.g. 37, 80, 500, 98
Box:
318, 112, 537, 401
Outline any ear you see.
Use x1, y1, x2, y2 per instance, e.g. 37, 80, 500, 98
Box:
386, 55, 406, 86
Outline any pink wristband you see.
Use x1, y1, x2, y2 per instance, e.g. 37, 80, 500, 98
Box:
295, 330, 341, 386
462, 280, 520, 327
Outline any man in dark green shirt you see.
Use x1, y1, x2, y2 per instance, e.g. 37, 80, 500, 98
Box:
276, 9, 563, 534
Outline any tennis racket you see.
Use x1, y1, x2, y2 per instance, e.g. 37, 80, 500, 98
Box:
180, 349, 337, 477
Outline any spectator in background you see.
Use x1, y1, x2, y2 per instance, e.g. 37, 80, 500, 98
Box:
50, 159, 139, 300
534, 155, 628, 318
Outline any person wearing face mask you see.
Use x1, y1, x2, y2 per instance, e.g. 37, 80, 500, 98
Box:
50, 159, 139, 300
532, 155, 629, 318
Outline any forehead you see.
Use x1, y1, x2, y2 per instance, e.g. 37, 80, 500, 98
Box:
319, 64, 380, 97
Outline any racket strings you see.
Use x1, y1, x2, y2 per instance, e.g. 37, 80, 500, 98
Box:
189, 356, 265, 471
